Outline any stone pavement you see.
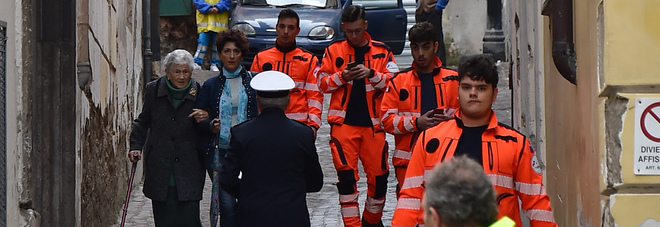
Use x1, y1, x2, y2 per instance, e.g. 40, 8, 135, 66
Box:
117, 62, 511, 227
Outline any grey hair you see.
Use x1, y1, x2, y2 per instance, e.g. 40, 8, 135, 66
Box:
257, 96, 289, 111
163, 49, 195, 72
424, 155, 498, 227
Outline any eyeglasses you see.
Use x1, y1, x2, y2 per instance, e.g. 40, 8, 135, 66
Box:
344, 28, 364, 35
221, 48, 242, 56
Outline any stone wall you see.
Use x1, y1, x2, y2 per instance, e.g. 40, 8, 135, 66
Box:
159, 16, 198, 63
76, 0, 145, 225
511, 0, 660, 225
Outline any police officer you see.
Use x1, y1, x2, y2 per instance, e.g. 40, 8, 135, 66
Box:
219, 71, 324, 227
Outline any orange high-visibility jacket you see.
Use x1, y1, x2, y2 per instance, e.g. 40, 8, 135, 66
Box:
318, 32, 398, 130
380, 57, 459, 167
251, 45, 323, 129
392, 111, 557, 227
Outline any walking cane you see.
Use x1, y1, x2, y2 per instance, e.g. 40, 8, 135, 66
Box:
120, 157, 139, 227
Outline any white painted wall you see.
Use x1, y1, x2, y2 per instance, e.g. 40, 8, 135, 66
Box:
1, 0, 24, 226
443, 0, 488, 56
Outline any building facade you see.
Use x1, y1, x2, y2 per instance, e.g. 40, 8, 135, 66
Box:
507, 0, 660, 225
1, 0, 146, 226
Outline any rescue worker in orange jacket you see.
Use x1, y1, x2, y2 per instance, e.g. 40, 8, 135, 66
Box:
251, 9, 324, 132
317, 5, 398, 227
380, 22, 459, 195
392, 55, 557, 227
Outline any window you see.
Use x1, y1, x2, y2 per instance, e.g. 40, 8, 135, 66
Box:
353, 0, 399, 10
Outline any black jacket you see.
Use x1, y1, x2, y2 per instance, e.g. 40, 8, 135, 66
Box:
130, 77, 206, 201
220, 108, 324, 227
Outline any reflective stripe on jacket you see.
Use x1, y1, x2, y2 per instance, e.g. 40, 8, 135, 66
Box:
251, 45, 324, 129
392, 111, 557, 227
194, 0, 229, 33
380, 57, 459, 167
318, 32, 397, 130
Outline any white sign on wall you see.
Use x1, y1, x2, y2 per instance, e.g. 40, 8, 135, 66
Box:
634, 98, 660, 175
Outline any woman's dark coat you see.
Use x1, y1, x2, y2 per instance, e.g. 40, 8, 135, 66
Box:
130, 77, 206, 202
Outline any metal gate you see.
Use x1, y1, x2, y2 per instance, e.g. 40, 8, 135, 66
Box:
0, 20, 7, 226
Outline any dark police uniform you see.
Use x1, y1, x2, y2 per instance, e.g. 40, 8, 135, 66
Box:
219, 71, 324, 227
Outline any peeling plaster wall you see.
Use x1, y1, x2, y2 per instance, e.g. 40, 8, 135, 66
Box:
541, 0, 604, 225
76, 0, 144, 225
1, 0, 28, 226
600, 0, 660, 225
509, 0, 605, 225
534, 0, 660, 225
443, 0, 487, 56
505, 0, 546, 171
5, 0, 44, 225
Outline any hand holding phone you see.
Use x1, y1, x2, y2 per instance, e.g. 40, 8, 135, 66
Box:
347, 61, 358, 69
432, 108, 445, 116
432, 108, 455, 121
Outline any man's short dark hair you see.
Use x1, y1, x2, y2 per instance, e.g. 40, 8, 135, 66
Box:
458, 55, 498, 88
425, 155, 498, 226
341, 5, 366, 23
408, 21, 436, 44
278, 9, 300, 27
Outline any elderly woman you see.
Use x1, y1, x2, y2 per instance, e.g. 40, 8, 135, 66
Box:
129, 49, 205, 227
193, 29, 258, 227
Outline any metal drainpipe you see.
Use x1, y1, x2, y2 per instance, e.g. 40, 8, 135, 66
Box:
143, 0, 153, 87
542, 0, 577, 84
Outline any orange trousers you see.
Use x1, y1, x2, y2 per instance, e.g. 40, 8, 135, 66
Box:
330, 124, 389, 227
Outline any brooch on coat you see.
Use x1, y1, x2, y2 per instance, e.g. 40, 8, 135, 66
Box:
189, 87, 197, 96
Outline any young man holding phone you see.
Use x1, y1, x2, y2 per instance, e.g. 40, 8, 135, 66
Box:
380, 22, 460, 195
317, 5, 398, 227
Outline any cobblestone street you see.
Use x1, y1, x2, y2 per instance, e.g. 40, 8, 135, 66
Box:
117, 62, 511, 227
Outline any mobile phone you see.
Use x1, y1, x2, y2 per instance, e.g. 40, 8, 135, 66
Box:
432, 108, 445, 116
347, 61, 358, 69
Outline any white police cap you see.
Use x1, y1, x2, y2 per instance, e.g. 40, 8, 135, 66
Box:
250, 70, 295, 98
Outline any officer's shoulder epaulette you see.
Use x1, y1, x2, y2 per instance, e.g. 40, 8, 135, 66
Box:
233, 118, 255, 128
291, 119, 315, 131
371, 41, 392, 51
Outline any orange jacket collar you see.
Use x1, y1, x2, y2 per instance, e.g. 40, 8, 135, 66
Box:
411, 56, 443, 70
454, 108, 499, 130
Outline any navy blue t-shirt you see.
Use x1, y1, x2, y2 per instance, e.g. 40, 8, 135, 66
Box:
454, 125, 488, 166
343, 45, 372, 126
418, 71, 438, 115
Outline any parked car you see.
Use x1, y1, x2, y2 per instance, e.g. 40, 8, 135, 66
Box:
229, 0, 407, 67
